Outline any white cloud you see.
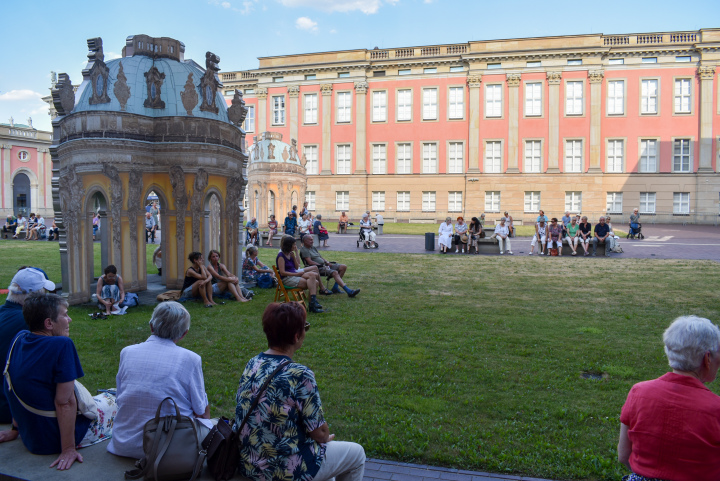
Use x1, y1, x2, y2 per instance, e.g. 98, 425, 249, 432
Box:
296, 16, 318, 31
106, 51, 122, 60
221, 1, 231, 7
0, 90, 43, 102
280, 0, 398, 14
241, 1, 255, 13
329, 28, 337, 34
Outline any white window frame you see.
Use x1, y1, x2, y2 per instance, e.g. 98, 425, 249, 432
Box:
305, 191, 316, 211
606, 192, 623, 214
607, 79, 625, 115
372, 191, 385, 211
243, 105, 255, 132
335, 191, 349, 211
397, 191, 410, 212
565, 191, 582, 212
272, 95, 285, 125
448, 192, 462, 213
485, 84, 503, 118
673, 192, 690, 215
524, 82, 542, 117
422, 88, 438, 121
303, 93, 318, 124
638, 138, 658, 173
524, 139, 542, 173
640, 79, 659, 115
485, 191, 501, 213
303, 145, 319, 175
422, 142, 438, 174
565, 80, 584, 116
372, 90, 387, 122
484, 140, 503, 173
396, 143, 412, 174
564, 139, 583, 173
372, 143, 387, 175
639, 192, 656, 214
524, 191, 541, 213
396, 89, 412, 121
674, 78, 692, 114
606, 139, 624, 173
448, 86, 464, 120
447, 141, 464, 174
336, 144, 352, 175
422, 192, 436, 212
672, 138, 692, 172
336, 91, 351, 123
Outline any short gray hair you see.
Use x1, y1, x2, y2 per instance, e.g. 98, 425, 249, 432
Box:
246, 245, 258, 257
149, 301, 191, 341
664, 315, 720, 371
7, 282, 28, 305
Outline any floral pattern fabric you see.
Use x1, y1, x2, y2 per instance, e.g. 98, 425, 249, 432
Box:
243, 257, 260, 282
235, 353, 326, 481
78, 392, 117, 448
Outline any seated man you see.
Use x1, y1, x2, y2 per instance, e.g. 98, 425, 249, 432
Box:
491, 217, 512, 255
592, 216, 614, 257
0, 292, 117, 469
360, 213, 375, 245
47, 221, 59, 241
2, 214, 17, 237
313, 214, 330, 247
299, 234, 360, 297
245, 217, 259, 245
337, 211, 349, 234
144, 212, 157, 243
96, 265, 127, 316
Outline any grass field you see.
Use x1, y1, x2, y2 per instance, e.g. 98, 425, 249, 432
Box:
0, 241, 715, 480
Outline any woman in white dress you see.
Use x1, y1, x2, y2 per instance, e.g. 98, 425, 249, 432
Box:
438, 217, 454, 254
298, 213, 312, 237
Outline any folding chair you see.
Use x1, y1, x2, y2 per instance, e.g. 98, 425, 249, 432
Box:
272, 265, 308, 310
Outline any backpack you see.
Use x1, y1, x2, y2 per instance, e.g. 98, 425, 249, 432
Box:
120, 292, 139, 307
256, 273, 274, 289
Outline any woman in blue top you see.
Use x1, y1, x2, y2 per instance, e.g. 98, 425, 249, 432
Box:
276, 235, 323, 313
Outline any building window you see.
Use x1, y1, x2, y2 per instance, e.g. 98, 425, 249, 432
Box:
676, 56, 691, 63
565, 191, 582, 212
485, 84, 502, 117
243, 105, 255, 132
305, 74, 316, 80
525, 82, 542, 116
422, 142, 437, 173
372, 191, 385, 211
397, 89, 412, 121
485, 191, 501, 212
448, 87, 464, 119
639, 139, 657, 173
373, 71, 386, 77
397, 192, 410, 211
273, 76, 283, 82
336, 92, 351, 123
336, 144, 351, 174
338, 72, 350, 78
487, 63, 502, 69
524, 140, 542, 173
527, 61, 541, 68
397, 143, 412, 174
17, 150, 29, 161
448, 142, 463, 173
565, 139, 582, 172
422, 192, 436, 212
424, 67, 437, 74
641, 79, 658, 114
422, 88, 438, 120
673, 193, 690, 215
303, 145, 318, 175
398, 69, 411, 76
305, 191, 316, 210
448, 192, 462, 212
224, 90, 234, 96
642, 57, 657, 64
524, 192, 541, 213
272, 96, 285, 125
606, 192, 623, 214
244, 88, 255, 95
607, 139, 624, 173
304, 94, 318, 124
674, 79, 691, 113
450, 66, 464, 72
566, 81, 583, 115
372, 91, 387, 122
372, 144, 386, 174
485, 141, 502, 173
336, 191, 349, 211
640, 192, 656, 214
608, 58, 624, 65
607, 80, 624, 115
567, 59, 582, 66
673, 139, 692, 172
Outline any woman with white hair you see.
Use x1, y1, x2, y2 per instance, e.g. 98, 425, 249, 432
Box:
438, 217, 453, 254
107, 301, 210, 459
618, 315, 720, 480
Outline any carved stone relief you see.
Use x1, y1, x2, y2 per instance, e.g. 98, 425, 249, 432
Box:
102, 164, 124, 260
85, 37, 111, 105
191, 169, 209, 248
180, 73, 198, 115
225, 175, 244, 249
281, 147, 289, 162
290, 139, 298, 161
169, 165, 188, 251
227, 90, 248, 126
256, 88, 268, 99
127, 170, 144, 288
199, 52, 221, 114
52, 74, 75, 117
698, 65, 716, 80
320, 84, 333, 96
354, 81, 368, 94
144, 66, 166, 109
588, 70, 605, 84
288, 85, 300, 98
546, 72, 562, 85
58, 166, 84, 253
300, 153, 308, 167
114, 62, 131, 111
467, 75, 482, 88
267, 143, 275, 160
506, 74, 521, 87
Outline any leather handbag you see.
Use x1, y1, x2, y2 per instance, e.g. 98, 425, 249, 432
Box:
202, 360, 290, 481
125, 397, 208, 481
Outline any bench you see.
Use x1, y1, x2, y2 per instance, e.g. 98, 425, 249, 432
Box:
441, 236, 608, 255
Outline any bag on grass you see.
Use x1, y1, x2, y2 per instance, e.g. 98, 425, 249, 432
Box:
256, 273, 274, 289
121, 292, 139, 308
157, 290, 181, 302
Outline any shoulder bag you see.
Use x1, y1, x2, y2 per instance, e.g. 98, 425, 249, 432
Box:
125, 397, 208, 481
202, 360, 290, 481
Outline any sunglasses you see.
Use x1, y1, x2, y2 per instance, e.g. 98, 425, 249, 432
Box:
304, 322, 311, 332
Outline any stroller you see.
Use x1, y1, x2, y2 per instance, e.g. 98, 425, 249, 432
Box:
627, 222, 644, 239
356, 228, 379, 249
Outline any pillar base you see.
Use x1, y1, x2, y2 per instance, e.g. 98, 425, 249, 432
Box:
320, 169, 332, 175
587, 167, 603, 174
698, 167, 715, 173
505, 168, 520, 173
545, 168, 560, 173
466, 168, 480, 173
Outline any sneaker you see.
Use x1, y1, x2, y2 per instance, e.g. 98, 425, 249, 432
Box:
572, 251, 577, 256
347, 289, 360, 298
528, 252, 533, 256
507, 251, 513, 255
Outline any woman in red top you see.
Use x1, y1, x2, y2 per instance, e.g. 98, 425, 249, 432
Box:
618, 315, 720, 481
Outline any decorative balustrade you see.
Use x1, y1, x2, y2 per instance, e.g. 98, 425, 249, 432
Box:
603, 32, 699, 47
603, 36, 630, 46
395, 48, 414, 58
446, 45, 467, 54
670, 33, 697, 43
637, 34, 663, 44
9, 129, 37, 138
221, 72, 258, 81
221, 73, 236, 81
370, 50, 388, 59
420, 46, 440, 56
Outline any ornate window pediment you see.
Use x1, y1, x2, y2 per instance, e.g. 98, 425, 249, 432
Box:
84, 38, 111, 105
144, 66, 166, 109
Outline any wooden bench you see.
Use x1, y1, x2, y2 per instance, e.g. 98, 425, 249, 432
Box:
441, 236, 609, 255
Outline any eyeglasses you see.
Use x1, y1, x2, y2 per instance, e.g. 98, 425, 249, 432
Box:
304, 322, 311, 332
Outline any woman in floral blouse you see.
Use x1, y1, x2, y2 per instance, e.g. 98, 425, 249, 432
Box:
235, 303, 366, 481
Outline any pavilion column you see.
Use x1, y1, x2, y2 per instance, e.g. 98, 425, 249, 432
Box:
546, 72, 562, 173
37, 148, 46, 210
467, 75, 482, 172
1, 144, 11, 209
698, 65, 716, 172
588, 69, 604, 173
288, 85, 299, 142
354, 81, 368, 173
257, 88, 267, 133
320, 83, 333, 175
506, 74, 521, 173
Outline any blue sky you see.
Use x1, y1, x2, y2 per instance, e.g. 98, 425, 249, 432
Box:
1, 0, 718, 132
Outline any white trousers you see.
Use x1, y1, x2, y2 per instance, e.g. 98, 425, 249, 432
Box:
531, 235, 546, 248
497, 236, 511, 252
567, 237, 579, 248
313, 441, 366, 481
546, 239, 562, 249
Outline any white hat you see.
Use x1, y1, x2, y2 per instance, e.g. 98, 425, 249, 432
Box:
9, 268, 56, 294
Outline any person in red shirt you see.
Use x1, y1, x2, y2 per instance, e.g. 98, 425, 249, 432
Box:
618, 315, 720, 481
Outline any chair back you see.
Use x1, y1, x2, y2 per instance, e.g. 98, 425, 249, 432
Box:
272, 265, 308, 310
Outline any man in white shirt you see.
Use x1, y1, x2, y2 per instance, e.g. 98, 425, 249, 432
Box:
360, 214, 375, 245
492, 218, 512, 255
375, 213, 384, 235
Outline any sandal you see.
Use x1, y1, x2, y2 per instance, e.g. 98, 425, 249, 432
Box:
320, 289, 333, 296
205, 304, 214, 308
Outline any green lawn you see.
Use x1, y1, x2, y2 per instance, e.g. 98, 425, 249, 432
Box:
0, 241, 715, 480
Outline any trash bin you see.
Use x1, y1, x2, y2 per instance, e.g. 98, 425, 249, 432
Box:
425, 232, 435, 251
377, 224, 384, 235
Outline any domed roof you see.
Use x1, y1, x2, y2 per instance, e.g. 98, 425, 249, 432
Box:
70, 35, 230, 123
249, 132, 302, 166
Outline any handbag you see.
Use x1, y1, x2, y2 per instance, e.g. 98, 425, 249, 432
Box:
125, 397, 208, 481
202, 360, 290, 481
256, 273, 274, 289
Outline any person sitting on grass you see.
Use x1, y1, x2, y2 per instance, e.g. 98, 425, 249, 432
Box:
27, 215, 45, 241
337, 211, 349, 234
181, 251, 216, 308
267, 214, 279, 246
618, 315, 720, 481
96, 265, 127, 316
243, 245, 277, 284
529, 219, 547, 256
0, 293, 117, 470
206, 249, 250, 303
578, 216, 592, 256
276, 235, 323, 313
314, 214, 330, 248
566, 216, 580, 256
491, 217, 512, 255
547, 218, 563, 256
300, 234, 360, 297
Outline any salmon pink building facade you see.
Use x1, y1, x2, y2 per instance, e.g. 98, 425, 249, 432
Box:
224, 29, 720, 225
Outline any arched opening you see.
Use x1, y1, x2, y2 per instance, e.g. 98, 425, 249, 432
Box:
12, 173, 31, 217
268, 190, 275, 219
85, 190, 109, 293
291, 191, 298, 211
142, 187, 169, 287
204, 192, 222, 254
